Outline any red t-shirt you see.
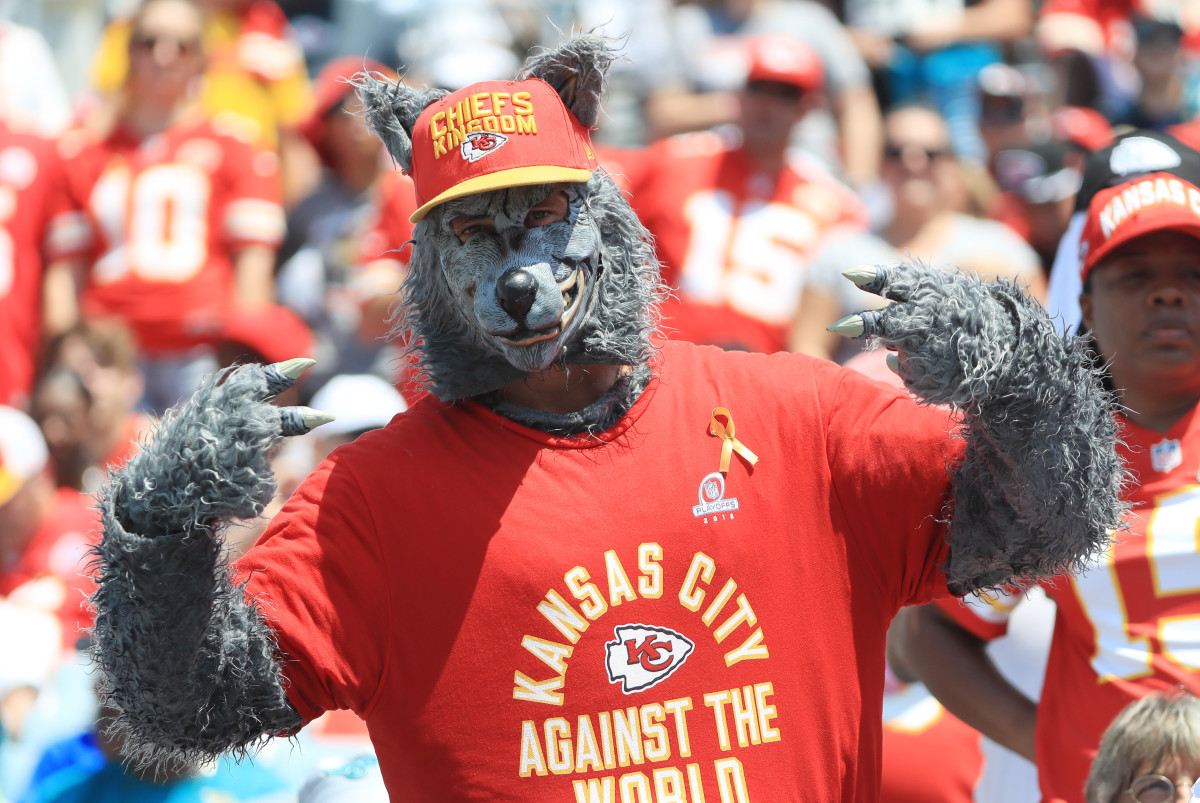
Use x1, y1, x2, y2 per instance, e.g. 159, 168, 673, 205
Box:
941, 407, 1200, 803
0, 487, 100, 648
238, 341, 960, 800
51, 119, 284, 354
605, 133, 867, 354
0, 123, 70, 408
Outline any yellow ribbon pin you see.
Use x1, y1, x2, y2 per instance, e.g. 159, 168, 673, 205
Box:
709, 407, 759, 474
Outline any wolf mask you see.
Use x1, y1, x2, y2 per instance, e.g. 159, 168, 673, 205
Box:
354, 36, 662, 403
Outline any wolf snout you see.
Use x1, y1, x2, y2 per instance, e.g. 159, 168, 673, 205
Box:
497, 268, 538, 321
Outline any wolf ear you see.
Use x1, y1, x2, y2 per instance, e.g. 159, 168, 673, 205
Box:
353, 72, 448, 174
516, 34, 614, 130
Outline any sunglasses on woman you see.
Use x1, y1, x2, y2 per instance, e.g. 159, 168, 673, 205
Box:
1127, 774, 1191, 803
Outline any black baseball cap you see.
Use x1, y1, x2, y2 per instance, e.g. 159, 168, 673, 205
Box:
1074, 129, 1200, 213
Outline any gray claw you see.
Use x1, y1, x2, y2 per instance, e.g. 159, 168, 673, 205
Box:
263, 358, 317, 397
827, 314, 865, 338
886, 353, 900, 374
842, 264, 879, 288
280, 406, 335, 436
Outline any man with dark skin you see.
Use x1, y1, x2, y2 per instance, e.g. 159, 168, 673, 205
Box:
894, 173, 1200, 803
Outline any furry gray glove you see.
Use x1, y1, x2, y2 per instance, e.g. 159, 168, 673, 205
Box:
89, 360, 330, 770
830, 261, 1127, 595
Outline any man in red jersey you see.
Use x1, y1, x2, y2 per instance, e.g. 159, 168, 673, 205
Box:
895, 170, 1200, 803
84, 35, 1125, 801
608, 34, 867, 354
0, 123, 71, 410
47, 0, 285, 413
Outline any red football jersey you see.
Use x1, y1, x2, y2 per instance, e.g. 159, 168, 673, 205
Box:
606, 132, 867, 353
238, 342, 961, 800
941, 407, 1200, 803
0, 123, 70, 408
51, 118, 284, 354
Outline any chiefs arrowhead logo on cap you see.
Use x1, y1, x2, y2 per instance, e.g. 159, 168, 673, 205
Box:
605, 624, 695, 694
461, 131, 509, 163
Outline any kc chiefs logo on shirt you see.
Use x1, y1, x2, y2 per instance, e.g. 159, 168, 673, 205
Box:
605, 624, 695, 693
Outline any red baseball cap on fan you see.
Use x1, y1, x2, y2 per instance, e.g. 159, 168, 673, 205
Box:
407, 78, 597, 223
744, 35, 824, 92
1079, 171, 1200, 282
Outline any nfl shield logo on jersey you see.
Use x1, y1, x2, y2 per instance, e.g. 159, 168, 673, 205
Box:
605, 624, 695, 693
1151, 438, 1182, 473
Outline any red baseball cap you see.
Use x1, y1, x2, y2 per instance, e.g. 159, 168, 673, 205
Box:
1079, 171, 1200, 281
407, 78, 597, 223
744, 35, 824, 92
300, 56, 394, 166
219, 304, 315, 365
1050, 106, 1114, 153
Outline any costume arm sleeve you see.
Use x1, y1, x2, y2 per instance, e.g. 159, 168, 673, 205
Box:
88, 364, 313, 771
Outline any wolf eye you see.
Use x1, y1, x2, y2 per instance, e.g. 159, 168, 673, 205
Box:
452, 216, 494, 243
525, 192, 569, 228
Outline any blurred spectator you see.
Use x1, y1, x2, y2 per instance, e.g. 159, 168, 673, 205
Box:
29, 371, 94, 494
875, 104, 1044, 293
0, 22, 72, 138
611, 35, 868, 354
0, 121, 71, 411
39, 321, 150, 491
298, 754, 388, 803
0, 407, 97, 651
1111, 19, 1199, 130
88, 0, 312, 151
22, 704, 292, 803
1085, 691, 1200, 803
46, 0, 287, 414
991, 141, 1085, 269
843, 0, 1033, 163
795, 103, 1043, 360
278, 57, 399, 392
976, 63, 1036, 171
353, 170, 417, 347
640, 0, 885, 186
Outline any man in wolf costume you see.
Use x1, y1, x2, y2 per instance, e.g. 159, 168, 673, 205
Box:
88, 35, 1125, 801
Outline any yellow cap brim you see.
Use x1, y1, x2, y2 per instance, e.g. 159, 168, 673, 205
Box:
409, 165, 593, 223
0, 468, 21, 508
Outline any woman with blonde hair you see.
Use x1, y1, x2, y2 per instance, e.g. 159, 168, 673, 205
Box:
1086, 692, 1200, 803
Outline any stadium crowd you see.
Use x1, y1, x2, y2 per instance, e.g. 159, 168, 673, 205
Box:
2, 0, 1200, 799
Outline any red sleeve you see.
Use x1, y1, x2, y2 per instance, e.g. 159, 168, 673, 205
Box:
595, 144, 657, 197
817, 361, 962, 608
236, 453, 392, 725
355, 172, 416, 265
46, 134, 98, 262
221, 136, 285, 250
